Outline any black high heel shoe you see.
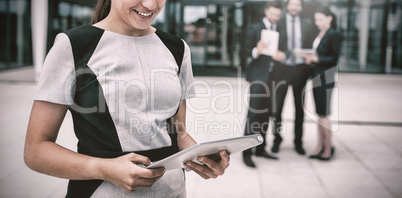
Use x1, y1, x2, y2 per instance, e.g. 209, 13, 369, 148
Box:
318, 147, 335, 161
309, 147, 325, 159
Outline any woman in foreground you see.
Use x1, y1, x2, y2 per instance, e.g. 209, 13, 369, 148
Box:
24, 0, 229, 197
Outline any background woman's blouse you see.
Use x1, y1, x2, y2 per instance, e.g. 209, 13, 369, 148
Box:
312, 37, 321, 51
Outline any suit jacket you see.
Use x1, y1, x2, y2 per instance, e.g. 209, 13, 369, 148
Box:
244, 22, 275, 82
310, 28, 341, 76
277, 14, 316, 61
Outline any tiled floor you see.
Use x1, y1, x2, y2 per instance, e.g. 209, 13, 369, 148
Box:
0, 67, 401, 197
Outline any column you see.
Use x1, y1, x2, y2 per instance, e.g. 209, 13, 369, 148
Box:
385, 1, 400, 74
164, 0, 170, 33
221, 6, 229, 65
16, 0, 25, 65
358, 0, 371, 71
31, 0, 48, 81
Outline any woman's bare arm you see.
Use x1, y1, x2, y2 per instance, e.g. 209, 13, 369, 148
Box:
174, 100, 230, 179
24, 101, 165, 192
24, 101, 102, 179
173, 100, 197, 150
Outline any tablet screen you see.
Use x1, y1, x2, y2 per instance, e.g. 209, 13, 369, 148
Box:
147, 134, 263, 170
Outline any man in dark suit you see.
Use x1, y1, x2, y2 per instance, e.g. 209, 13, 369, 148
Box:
243, 1, 283, 168
271, 0, 316, 155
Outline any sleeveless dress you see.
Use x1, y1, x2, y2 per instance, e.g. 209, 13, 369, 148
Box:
35, 25, 196, 197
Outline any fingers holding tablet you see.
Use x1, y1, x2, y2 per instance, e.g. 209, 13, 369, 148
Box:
184, 150, 230, 179
146, 135, 262, 170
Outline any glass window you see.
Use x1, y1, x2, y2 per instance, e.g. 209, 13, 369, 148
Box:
183, 6, 207, 66
47, 1, 93, 52
0, 0, 32, 70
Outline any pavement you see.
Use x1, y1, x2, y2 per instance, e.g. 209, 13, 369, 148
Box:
0, 66, 402, 198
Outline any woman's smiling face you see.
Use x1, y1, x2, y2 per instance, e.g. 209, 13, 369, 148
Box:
111, 0, 166, 30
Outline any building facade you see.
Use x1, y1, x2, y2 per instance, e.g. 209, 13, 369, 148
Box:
1, 0, 401, 75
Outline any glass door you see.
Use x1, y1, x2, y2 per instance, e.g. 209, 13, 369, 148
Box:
204, 4, 243, 67
183, 6, 207, 66
0, 0, 32, 70
182, 4, 244, 68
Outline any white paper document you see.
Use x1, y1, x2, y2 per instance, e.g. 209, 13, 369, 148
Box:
260, 29, 279, 56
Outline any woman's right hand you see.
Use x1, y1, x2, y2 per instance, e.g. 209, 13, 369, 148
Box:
24, 101, 165, 193
99, 153, 166, 193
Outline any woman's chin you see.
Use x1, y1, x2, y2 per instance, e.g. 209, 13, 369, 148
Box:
130, 22, 153, 31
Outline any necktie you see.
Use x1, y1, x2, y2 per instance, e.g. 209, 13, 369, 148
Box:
269, 24, 275, 70
291, 17, 296, 64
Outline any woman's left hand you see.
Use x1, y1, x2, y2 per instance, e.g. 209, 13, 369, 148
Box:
184, 150, 230, 179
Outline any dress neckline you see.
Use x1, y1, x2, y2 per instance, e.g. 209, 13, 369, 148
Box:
88, 25, 157, 39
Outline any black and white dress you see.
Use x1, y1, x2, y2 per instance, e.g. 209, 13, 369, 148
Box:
35, 25, 196, 197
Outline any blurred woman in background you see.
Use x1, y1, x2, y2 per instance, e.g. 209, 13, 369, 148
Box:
303, 6, 341, 161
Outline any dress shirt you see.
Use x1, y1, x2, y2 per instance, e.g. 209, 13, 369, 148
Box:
285, 13, 304, 65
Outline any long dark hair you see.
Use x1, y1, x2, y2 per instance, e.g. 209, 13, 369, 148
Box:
316, 6, 337, 29
91, 0, 111, 24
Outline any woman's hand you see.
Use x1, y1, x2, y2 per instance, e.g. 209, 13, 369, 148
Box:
303, 54, 312, 64
272, 51, 286, 61
309, 54, 319, 63
24, 101, 165, 193
303, 54, 319, 64
173, 100, 230, 179
100, 153, 165, 193
184, 150, 230, 179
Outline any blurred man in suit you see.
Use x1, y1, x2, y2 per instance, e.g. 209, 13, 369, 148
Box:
271, 0, 315, 155
243, 1, 283, 168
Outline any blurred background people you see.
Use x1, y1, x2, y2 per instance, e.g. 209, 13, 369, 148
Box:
242, 1, 283, 168
303, 6, 341, 161
271, 0, 315, 155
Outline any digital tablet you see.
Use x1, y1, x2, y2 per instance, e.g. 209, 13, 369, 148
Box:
260, 29, 279, 56
146, 134, 263, 170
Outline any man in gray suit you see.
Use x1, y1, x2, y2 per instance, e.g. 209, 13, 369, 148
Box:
243, 1, 283, 168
